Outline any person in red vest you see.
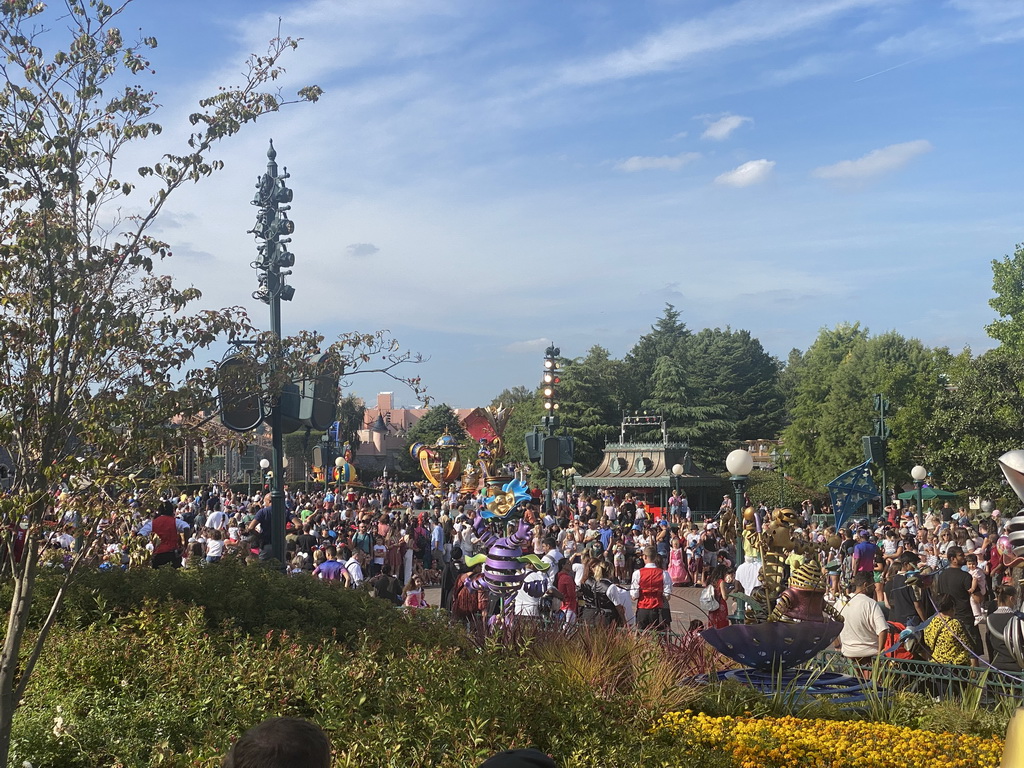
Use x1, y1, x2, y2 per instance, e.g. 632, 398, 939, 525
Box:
629, 546, 672, 631
137, 500, 191, 569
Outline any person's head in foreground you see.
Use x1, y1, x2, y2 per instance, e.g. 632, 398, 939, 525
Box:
222, 717, 330, 768
478, 748, 558, 768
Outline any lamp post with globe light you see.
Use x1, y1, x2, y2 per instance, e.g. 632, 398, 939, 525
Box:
911, 465, 927, 523
260, 458, 271, 490
726, 449, 754, 566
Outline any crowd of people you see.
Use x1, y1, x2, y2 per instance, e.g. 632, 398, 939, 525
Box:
41, 477, 1024, 677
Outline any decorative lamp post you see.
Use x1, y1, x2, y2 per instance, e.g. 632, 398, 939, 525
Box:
769, 448, 792, 508
726, 449, 754, 566
911, 464, 927, 522
563, 466, 576, 491
980, 498, 994, 524
672, 463, 684, 494
260, 458, 271, 490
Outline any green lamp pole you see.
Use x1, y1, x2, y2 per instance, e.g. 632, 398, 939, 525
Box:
770, 448, 792, 507
911, 464, 927, 523
726, 449, 754, 567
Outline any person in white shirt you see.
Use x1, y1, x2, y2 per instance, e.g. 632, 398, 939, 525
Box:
542, 537, 563, 570
344, 549, 365, 587
514, 563, 562, 618
837, 574, 888, 662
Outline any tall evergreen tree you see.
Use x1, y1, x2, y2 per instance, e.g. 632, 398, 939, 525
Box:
558, 346, 622, 471
641, 355, 731, 468
623, 303, 690, 407
687, 327, 786, 442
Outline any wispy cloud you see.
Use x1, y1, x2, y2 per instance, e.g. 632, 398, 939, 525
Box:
346, 242, 381, 258
715, 159, 775, 187
812, 140, 932, 180
617, 152, 701, 172
700, 114, 752, 141
557, 0, 886, 86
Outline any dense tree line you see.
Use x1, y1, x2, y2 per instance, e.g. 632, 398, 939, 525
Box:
403, 245, 1024, 500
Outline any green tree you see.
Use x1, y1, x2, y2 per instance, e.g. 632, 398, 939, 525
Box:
782, 325, 942, 491
781, 323, 869, 487
924, 347, 1024, 495
558, 346, 622, 472
641, 356, 731, 468
687, 327, 786, 442
987, 243, 1024, 349
492, 386, 544, 466
490, 385, 534, 410
622, 303, 690, 406
0, 3, 322, 759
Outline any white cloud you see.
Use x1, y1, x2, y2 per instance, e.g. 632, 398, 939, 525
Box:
617, 152, 700, 172
700, 114, 752, 141
812, 140, 933, 180
557, 0, 886, 85
714, 159, 775, 187
503, 338, 551, 354
346, 242, 380, 258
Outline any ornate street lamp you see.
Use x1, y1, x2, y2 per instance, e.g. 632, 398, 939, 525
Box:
769, 448, 792, 508
563, 466, 576, 491
726, 449, 754, 566
911, 464, 927, 522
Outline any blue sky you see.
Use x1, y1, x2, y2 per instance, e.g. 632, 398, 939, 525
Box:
114, 0, 1024, 409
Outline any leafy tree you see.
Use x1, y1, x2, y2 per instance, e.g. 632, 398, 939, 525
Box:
781, 323, 869, 487
687, 327, 786, 443
641, 356, 731, 468
987, 243, 1024, 349
0, 2, 326, 759
557, 346, 622, 471
622, 303, 690, 407
923, 347, 1024, 495
782, 325, 943, 492
494, 387, 544, 466
489, 385, 534, 410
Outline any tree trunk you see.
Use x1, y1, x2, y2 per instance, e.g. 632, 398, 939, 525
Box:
0, 539, 38, 768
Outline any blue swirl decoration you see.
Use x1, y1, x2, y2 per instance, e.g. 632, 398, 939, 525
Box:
481, 478, 532, 519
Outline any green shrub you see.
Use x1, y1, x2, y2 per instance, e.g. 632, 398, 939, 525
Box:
13, 560, 468, 654
9, 600, 723, 768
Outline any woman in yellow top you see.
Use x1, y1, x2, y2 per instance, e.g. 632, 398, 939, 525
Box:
924, 593, 976, 666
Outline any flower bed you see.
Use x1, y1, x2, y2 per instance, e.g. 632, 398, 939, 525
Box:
654, 711, 1003, 768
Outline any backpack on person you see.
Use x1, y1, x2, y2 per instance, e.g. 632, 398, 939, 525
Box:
699, 584, 720, 612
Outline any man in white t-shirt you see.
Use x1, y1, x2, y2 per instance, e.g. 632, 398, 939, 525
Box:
514, 563, 562, 617
837, 574, 888, 662
206, 508, 228, 532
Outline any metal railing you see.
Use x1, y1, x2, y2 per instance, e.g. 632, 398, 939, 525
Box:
809, 650, 1024, 704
